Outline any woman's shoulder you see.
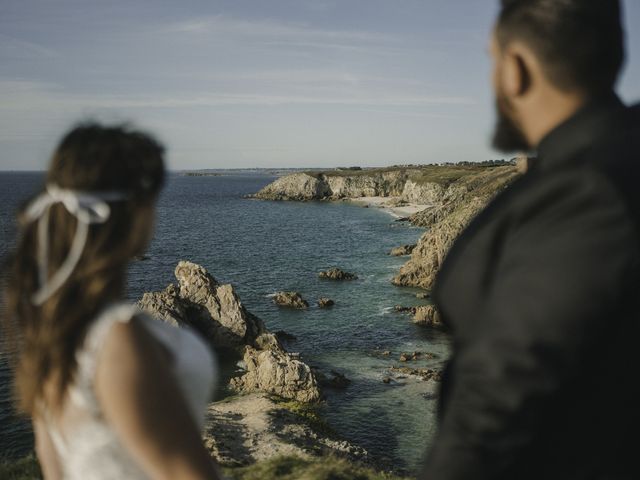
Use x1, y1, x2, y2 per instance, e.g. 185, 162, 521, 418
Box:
89, 302, 214, 378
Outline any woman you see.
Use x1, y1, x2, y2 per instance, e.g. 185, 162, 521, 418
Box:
2, 123, 224, 479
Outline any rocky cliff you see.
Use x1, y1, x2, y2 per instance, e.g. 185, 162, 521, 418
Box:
253, 164, 517, 208
392, 166, 520, 290
253, 169, 410, 201
138, 261, 321, 403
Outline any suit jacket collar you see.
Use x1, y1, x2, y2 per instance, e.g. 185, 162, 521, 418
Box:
535, 92, 626, 171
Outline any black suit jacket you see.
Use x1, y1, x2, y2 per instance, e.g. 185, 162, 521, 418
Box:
421, 95, 640, 479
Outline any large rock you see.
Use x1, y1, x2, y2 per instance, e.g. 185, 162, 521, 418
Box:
138, 284, 187, 328
230, 346, 321, 403
413, 305, 444, 328
138, 261, 265, 349
139, 262, 322, 402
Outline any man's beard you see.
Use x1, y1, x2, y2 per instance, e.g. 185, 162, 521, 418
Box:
491, 93, 530, 153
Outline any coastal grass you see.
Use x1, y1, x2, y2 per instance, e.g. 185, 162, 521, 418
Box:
2, 454, 412, 480
224, 455, 411, 480
0, 455, 41, 480
303, 163, 516, 188
268, 395, 336, 436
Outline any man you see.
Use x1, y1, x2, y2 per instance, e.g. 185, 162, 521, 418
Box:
421, 1, 639, 479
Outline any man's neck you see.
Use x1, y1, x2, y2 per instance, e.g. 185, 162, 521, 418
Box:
525, 90, 587, 149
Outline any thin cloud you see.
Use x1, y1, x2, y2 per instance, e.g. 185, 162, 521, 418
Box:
163, 14, 395, 44
0, 80, 474, 110
0, 34, 59, 60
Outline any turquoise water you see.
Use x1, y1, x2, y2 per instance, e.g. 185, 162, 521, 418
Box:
0, 172, 450, 473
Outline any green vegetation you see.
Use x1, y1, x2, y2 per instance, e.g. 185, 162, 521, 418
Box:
268, 395, 335, 436
303, 162, 516, 188
224, 455, 411, 480
0, 455, 42, 480
2, 454, 411, 480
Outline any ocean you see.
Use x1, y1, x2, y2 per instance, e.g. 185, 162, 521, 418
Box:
0, 171, 450, 474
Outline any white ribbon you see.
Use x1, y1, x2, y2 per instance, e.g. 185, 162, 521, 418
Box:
23, 184, 128, 306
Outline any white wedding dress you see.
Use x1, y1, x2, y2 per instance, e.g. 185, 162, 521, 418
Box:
40, 302, 217, 479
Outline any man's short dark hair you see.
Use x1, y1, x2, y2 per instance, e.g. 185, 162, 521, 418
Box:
497, 0, 625, 95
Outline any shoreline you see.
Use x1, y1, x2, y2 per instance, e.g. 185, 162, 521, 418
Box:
347, 196, 432, 219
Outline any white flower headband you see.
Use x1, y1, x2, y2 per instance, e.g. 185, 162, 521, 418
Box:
23, 184, 129, 305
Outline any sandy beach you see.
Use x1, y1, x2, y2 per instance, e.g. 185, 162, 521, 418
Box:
348, 196, 432, 218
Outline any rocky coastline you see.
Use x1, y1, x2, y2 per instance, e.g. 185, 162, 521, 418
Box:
136, 261, 392, 473
253, 163, 521, 296
129, 164, 521, 477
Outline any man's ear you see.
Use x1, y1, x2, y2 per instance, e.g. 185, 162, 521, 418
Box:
501, 45, 532, 98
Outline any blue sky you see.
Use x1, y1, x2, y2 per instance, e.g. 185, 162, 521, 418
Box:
1, 0, 639, 171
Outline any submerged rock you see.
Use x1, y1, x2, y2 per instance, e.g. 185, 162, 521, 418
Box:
318, 268, 358, 281
389, 366, 442, 382
274, 330, 297, 342
394, 305, 415, 314
273, 291, 309, 309
389, 244, 416, 256
317, 370, 351, 389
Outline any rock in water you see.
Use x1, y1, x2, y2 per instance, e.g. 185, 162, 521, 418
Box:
318, 297, 335, 308
394, 305, 415, 314
389, 244, 416, 256
318, 268, 358, 280
389, 366, 442, 382
139, 261, 322, 403
273, 291, 309, 309
138, 261, 265, 349
413, 305, 444, 329
230, 346, 321, 403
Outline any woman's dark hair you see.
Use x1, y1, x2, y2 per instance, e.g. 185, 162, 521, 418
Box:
2, 122, 165, 415
497, 0, 625, 95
